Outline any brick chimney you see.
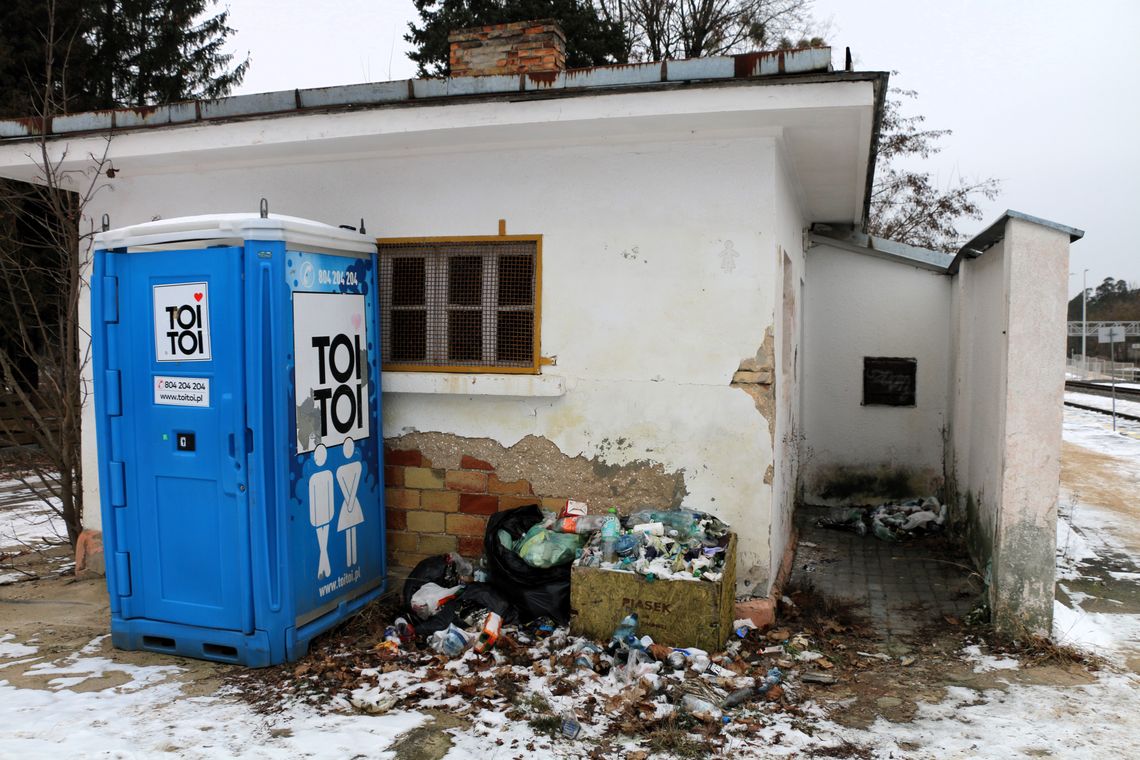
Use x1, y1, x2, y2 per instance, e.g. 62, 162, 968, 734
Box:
449, 19, 567, 77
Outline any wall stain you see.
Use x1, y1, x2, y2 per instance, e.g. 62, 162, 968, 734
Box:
811, 464, 942, 503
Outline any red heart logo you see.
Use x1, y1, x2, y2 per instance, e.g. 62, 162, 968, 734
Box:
194, 292, 203, 302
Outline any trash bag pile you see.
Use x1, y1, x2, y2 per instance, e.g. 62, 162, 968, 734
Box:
404, 503, 734, 638
816, 496, 948, 541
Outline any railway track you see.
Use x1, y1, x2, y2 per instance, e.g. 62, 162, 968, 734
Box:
1065, 380, 1140, 402
1064, 381, 1140, 422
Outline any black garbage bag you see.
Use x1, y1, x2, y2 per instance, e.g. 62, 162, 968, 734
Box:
410, 583, 520, 639
403, 551, 521, 638
402, 554, 460, 611
484, 504, 572, 624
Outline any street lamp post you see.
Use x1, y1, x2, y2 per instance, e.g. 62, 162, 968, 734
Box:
1082, 268, 1088, 377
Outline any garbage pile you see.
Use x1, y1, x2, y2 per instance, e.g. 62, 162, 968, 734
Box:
362, 576, 795, 731
498, 499, 733, 582
573, 507, 732, 582
816, 496, 949, 541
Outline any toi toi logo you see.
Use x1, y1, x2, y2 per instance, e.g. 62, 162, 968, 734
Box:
153, 282, 212, 362
163, 296, 206, 356
310, 333, 364, 436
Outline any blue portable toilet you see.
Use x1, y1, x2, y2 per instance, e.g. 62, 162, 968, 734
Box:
92, 212, 386, 667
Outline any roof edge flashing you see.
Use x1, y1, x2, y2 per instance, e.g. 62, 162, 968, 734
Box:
809, 226, 953, 273
0, 47, 860, 141
949, 209, 1085, 274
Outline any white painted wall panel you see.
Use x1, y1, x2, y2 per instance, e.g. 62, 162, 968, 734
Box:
78, 136, 783, 581
801, 244, 952, 503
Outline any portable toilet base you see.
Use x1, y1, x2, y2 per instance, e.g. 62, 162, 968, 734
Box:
92, 213, 387, 666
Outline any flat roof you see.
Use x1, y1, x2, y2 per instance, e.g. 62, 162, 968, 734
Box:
0, 47, 854, 140
0, 47, 889, 227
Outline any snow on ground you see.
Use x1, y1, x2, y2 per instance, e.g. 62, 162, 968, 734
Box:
0, 476, 64, 550
0, 636, 426, 759
857, 672, 1140, 760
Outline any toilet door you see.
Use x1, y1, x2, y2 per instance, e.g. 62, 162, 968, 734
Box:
109, 246, 250, 631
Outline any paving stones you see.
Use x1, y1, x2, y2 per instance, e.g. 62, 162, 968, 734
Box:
791, 506, 979, 640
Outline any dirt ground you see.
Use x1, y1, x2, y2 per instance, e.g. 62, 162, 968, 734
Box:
1060, 441, 1140, 550
0, 543, 230, 696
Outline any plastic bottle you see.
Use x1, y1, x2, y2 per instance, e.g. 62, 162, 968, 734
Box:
722, 687, 755, 708
430, 624, 472, 657
615, 532, 639, 559
601, 509, 620, 563
608, 612, 638, 651
756, 666, 782, 695
681, 694, 723, 722
550, 514, 610, 534
625, 510, 698, 540
573, 640, 603, 671
473, 611, 502, 654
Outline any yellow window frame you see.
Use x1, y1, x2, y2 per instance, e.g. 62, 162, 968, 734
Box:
376, 234, 543, 374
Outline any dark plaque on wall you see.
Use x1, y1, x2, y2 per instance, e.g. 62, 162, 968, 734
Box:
863, 357, 916, 406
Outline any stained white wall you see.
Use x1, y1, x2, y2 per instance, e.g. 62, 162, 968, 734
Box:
74, 133, 786, 586
769, 146, 807, 584
948, 216, 1071, 634
947, 240, 1007, 555
801, 244, 952, 503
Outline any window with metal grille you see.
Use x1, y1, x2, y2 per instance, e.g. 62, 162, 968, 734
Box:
377, 236, 541, 373
862, 357, 916, 406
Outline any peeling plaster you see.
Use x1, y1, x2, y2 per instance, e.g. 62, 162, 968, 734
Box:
386, 432, 687, 512
731, 325, 777, 440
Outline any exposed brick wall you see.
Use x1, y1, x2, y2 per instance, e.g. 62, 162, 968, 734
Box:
384, 445, 568, 573
448, 19, 567, 77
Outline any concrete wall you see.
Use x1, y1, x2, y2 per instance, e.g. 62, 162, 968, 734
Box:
74, 132, 789, 588
801, 244, 951, 504
948, 216, 1072, 635
767, 147, 806, 588
947, 241, 1006, 556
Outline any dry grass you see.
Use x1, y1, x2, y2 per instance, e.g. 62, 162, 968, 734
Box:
988, 632, 1103, 670
642, 714, 712, 759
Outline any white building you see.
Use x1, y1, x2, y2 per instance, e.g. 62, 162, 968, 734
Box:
0, 22, 1080, 633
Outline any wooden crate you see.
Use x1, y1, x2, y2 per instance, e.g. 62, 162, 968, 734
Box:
569, 533, 736, 652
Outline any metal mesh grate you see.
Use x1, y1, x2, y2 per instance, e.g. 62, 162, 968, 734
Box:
379, 239, 538, 370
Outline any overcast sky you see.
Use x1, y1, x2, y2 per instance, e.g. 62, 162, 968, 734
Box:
224, 0, 1139, 297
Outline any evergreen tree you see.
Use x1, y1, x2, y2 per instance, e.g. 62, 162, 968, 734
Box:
406, 0, 626, 77
0, 1, 248, 116
86, 0, 249, 108
0, 0, 93, 117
